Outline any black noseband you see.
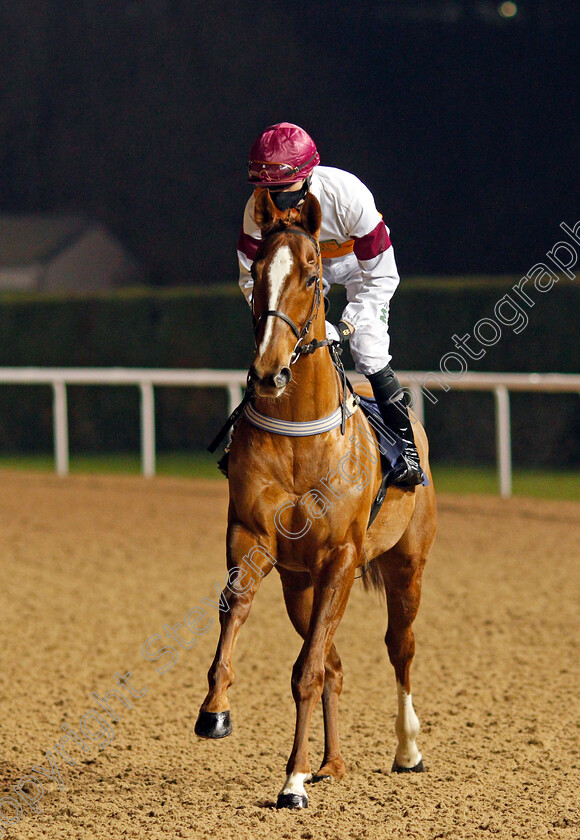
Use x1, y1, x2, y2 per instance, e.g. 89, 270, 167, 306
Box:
253, 308, 301, 340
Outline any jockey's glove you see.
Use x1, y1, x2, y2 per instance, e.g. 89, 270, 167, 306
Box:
337, 320, 354, 341
325, 320, 354, 344
324, 321, 341, 343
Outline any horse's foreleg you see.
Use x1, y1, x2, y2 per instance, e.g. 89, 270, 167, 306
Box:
277, 549, 356, 809
278, 568, 346, 782
381, 548, 426, 772
195, 523, 275, 739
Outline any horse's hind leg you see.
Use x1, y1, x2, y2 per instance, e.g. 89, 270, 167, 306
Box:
279, 568, 346, 781
318, 644, 346, 780
378, 545, 426, 772
278, 551, 356, 809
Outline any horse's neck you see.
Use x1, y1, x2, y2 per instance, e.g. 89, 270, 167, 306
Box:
254, 321, 340, 423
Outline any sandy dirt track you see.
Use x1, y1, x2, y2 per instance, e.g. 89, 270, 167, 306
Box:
0, 471, 578, 840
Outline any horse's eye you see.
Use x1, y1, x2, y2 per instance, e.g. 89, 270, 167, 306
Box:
306, 275, 317, 288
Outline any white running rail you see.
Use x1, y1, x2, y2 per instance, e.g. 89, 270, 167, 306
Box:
0, 368, 578, 497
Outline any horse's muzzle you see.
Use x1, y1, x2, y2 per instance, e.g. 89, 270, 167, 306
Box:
248, 365, 292, 396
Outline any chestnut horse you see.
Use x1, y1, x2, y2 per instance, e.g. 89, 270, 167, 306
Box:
195, 190, 437, 809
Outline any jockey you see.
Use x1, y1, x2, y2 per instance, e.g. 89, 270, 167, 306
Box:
237, 122, 423, 487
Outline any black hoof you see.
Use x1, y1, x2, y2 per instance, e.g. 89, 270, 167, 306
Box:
308, 774, 331, 784
276, 793, 308, 810
194, 710, 232, 739
391, 756, 425, 773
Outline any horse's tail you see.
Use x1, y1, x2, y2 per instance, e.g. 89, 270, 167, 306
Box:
360, 558, 385, 598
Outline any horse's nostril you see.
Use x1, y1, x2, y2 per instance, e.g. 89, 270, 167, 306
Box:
250, 365, 291, 392
274, 367, 292, 389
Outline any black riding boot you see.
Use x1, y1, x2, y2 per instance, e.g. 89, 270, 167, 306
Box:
367, 365, 423, 488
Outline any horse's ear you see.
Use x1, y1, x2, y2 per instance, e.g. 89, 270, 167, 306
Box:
300, 193, 322, 239
253, 188, 278, 233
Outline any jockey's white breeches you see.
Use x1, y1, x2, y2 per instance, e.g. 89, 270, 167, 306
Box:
322, 253, 392, 377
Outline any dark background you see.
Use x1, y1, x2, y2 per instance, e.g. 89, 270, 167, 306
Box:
1, 1, 578, 467
1, 0, 578, 286
0, 281, 578, 466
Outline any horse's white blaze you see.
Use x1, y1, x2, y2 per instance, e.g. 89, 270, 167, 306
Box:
259, 245, 294, 353
279, 771, 311, 799
395, 683, 422, 768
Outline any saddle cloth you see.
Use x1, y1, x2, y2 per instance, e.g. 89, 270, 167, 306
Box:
357, 394, 429, 529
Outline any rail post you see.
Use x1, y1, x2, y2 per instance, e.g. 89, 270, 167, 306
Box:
227, 383, 243, 416
52, 380, 69, 477
494, 385, 512, 498
140, 382, 156, 477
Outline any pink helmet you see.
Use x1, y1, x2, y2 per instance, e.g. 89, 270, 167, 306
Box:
247, 122, 320, 186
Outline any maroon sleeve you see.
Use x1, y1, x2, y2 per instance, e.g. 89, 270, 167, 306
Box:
352, 220, 392, 261
237, 228, 261, 260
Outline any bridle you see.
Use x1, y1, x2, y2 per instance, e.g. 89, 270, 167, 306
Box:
251, 226, 328, 363
207, 225, 354, 455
